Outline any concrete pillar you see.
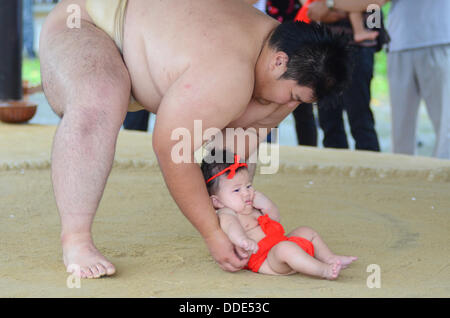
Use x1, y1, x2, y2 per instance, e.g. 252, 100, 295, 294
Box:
0, 0, 23, 101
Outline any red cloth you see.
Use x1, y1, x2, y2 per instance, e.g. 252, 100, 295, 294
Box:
206, 154, 247, 184
246, 214, 314, 272
295, 0, 316, 23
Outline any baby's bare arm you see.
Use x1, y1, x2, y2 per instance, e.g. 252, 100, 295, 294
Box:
252, 191, 281, 222
217, 208, 259, 254
217, 208, 250, 244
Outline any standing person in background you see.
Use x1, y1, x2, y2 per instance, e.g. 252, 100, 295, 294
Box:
253, 0, 267, 13
23, 0, 36, 58
297, 0, 379, 43
301, 0, 389, 152
387, 0, 450, 159
123, 109, 150, 132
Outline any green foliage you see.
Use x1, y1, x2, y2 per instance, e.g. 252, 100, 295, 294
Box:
22, 57, 41, 85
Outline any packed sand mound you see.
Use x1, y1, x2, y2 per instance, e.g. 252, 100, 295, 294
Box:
1, 123, 449, 297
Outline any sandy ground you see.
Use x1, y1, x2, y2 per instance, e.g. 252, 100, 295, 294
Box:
1, 123, 449, 297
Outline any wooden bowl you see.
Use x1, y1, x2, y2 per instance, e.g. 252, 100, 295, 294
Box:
0, 101, 38, 124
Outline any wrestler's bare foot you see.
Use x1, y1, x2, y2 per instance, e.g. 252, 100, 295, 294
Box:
327, 255, 358, 269
62, 233, 115, 279
354, 30, 379, 43
323, 260, 342, 280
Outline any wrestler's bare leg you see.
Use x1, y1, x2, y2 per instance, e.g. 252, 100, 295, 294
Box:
40, 10, 130, 278
287, 226, 358, 269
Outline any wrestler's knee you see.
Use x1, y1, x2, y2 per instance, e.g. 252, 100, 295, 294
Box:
64, 84, 130, 137
43, 65, 130, 125
40, 19, 130, 118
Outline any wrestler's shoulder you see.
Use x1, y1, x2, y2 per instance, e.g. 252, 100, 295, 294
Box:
182, 55, 255, 94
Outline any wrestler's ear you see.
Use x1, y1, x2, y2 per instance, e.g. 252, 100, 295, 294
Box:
211, 195, 225, 209
270, 51, 289, 76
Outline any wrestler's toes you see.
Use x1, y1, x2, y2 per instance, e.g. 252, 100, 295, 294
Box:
81, 267, 93, 279
96, 263, 107, 277
89, 265, 100, 278
100, 261, 116, 276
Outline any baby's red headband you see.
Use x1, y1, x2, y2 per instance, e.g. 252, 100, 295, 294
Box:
206, 155, 248, 184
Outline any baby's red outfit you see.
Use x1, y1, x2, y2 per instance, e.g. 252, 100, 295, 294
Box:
246, 214, 315, 273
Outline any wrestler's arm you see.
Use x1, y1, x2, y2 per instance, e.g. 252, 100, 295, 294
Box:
243, 101, 300, 182
217, 208, 259, 254
244, 101, 303, 220
210, 125, 266, 182
152, 63, 254, 271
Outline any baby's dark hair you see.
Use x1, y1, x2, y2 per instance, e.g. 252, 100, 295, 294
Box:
201, 149, 248, 195
268, 21, 352, 104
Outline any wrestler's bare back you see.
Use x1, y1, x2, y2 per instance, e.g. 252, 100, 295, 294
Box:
123, 0, 279, 124
47, 0, 292, 130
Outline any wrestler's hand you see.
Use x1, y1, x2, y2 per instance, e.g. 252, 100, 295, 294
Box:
204, 229, 250, 272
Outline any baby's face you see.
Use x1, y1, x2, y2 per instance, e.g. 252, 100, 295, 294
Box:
213, 169, 255, 214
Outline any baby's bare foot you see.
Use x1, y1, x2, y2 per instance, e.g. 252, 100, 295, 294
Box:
327, 255, 358, 269
62, 233, 115, 279
323, 260, 342, 280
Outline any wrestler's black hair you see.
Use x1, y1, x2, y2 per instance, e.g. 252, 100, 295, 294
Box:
268, 21, 352, 105
201, 148, 248, 195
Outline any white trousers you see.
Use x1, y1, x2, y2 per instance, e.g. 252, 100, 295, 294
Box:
388, 44, 450, 159
253, 0, 267, 13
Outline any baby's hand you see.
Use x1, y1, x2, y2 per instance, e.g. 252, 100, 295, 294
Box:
237, 238, 259, 255
252, 191, 272, 211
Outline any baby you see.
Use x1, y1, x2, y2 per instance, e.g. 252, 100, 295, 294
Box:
201, 149, 357, 280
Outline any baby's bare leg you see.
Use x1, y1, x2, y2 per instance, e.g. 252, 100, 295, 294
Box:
264, 241, 341, 280
287, 227, 357, 268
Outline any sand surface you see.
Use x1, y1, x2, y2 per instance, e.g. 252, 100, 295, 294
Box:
1, 123, 449, 297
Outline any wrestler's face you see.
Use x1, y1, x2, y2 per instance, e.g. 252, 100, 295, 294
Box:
211, 169, 255, 214
255, 51, 316, 106
266, 79, 316, 106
